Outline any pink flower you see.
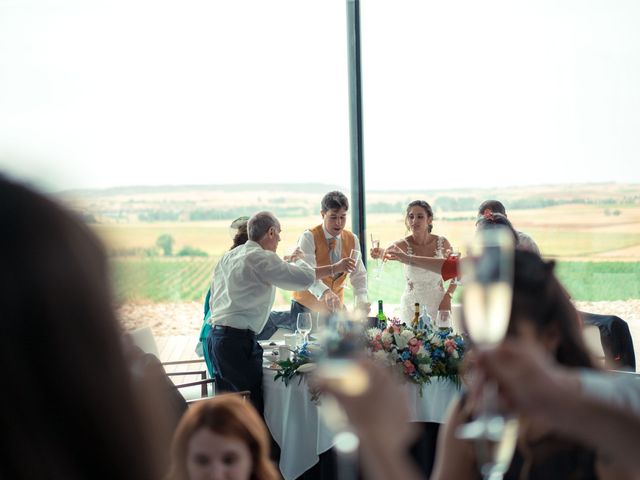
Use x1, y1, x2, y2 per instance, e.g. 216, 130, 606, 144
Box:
408, 338, 422, 355
370, 340, 382, 351
403, 360, 416, 375
444, 338, 457, 354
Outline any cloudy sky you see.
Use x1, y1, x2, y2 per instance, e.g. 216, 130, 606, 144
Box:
1, 0, 639, 192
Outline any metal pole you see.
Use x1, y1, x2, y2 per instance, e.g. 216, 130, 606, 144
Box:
346, 0, 366, 268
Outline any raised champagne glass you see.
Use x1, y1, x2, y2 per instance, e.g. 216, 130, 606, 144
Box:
456, 227, 517, 480
314, 312, 369, 480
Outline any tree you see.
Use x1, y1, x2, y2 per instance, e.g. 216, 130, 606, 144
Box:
156, 234, 175, 256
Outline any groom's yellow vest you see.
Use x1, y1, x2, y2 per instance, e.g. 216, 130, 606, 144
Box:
292, 224, 356, 312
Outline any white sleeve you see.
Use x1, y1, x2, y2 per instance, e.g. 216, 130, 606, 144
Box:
251, 249, 315, 291
580, 369, 640, 415
349, 234, 368, 301
298, 230, 330, 299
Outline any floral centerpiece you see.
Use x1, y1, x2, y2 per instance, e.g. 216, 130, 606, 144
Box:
366, 319, 465, 394
273, 319, 465, 396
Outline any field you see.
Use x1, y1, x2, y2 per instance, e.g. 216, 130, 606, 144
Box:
97, 202, 640, 307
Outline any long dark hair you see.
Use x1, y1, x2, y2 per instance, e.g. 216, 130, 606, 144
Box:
405, 200, 434, 233
508, 250, 595, 369
167, 395, 279, 480
0, 177, 155, 479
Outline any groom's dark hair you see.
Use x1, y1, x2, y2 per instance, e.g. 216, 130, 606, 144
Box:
321, 191, 349, 213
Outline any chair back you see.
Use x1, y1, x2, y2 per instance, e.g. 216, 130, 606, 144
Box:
129, 326, 160, 358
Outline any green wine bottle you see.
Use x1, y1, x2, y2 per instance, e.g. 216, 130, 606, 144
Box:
377, 300, 387, 330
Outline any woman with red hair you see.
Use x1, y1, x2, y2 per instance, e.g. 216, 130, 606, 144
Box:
167, 395, 280, 480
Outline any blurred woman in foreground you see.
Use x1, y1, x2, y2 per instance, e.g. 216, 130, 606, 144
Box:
167, 395, 280, 480
431, 250, 608, 479
0, 176, 156, 479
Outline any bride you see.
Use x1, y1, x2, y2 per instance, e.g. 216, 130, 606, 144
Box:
372, 200, 456, 324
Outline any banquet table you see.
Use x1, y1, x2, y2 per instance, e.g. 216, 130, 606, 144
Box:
263, 364, 461, 480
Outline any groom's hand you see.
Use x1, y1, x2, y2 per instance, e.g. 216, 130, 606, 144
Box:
321, 289, 341, 311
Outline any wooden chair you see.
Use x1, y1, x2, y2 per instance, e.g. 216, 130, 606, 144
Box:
128, 327, 215, 402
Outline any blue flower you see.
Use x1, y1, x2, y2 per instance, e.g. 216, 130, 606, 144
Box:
400, 351, 411, 361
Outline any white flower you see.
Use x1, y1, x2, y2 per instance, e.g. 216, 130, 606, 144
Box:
366, 328, 381, 340
452, 350, 459, 359
417, 346, 428, 356
372, 349, 389, 364
431, 336, 443, 347
419, 363, 432, 374
390, 350, 400, 361
394, 333, 409, 349
381, 331, 393, 344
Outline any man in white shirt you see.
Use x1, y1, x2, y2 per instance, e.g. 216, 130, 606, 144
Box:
207, 211, 354, 413
291, 191, 369, 318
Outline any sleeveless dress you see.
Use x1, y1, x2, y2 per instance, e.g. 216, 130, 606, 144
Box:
399, 236, 445, 324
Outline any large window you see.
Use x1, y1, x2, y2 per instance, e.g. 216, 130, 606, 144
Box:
1, 0, 638, 342
360, 1, 640, 321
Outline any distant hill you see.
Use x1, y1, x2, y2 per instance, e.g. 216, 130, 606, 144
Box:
58, 181, 640, 223
59, 182, 344, 197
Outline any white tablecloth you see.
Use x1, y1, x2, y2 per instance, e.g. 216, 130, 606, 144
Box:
263, 368, 460, 480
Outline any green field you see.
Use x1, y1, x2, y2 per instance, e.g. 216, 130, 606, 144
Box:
100, 205, 640, 306
109, 255, 640, 307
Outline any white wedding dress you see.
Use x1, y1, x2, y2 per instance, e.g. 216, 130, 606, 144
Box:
399, 237, 445, 324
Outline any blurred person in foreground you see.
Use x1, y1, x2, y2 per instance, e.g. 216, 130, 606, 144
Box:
166, 395, 279, 480
319, 251, 640, 480
477, 200, 540, 255
0, 175, 157, 479
291, 190, 369, 315
430, 250, 633, 480
207, 211, 355, 414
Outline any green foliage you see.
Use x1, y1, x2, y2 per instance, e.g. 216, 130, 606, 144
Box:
555, 261, 640, 301
156, 234, 175, 256
139, 210, 180, 221
111, 257, 216, 303
176, 245, 208, 257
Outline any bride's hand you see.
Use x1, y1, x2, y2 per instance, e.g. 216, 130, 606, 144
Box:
384, 244, 409, 263
370, 246, 384, 259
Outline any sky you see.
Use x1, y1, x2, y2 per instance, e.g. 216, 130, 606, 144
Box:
1, 0, 639, 192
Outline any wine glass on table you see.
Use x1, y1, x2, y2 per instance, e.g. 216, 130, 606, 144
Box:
296, 313, 313, 346
456, 227, 517, 480
435, 310, 452, 330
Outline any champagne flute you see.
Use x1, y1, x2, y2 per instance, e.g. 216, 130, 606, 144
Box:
341, 249, 360, 291
370, 234, 381, 269
373, 247, 387, 279
296, 312, 312, 345
314, 313, 369, 480
456, 227, 516, 480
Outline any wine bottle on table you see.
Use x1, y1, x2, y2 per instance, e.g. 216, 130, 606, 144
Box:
412, 302, 420, 329
376, 300, 387, 330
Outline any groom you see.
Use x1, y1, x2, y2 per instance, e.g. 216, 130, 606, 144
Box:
291, 191, 369, 316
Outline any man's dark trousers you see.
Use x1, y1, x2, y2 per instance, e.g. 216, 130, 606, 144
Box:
207, 325, 264, 414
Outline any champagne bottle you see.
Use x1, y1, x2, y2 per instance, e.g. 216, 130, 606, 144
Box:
376, 300, 387, 330
412, 302, 420, 329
